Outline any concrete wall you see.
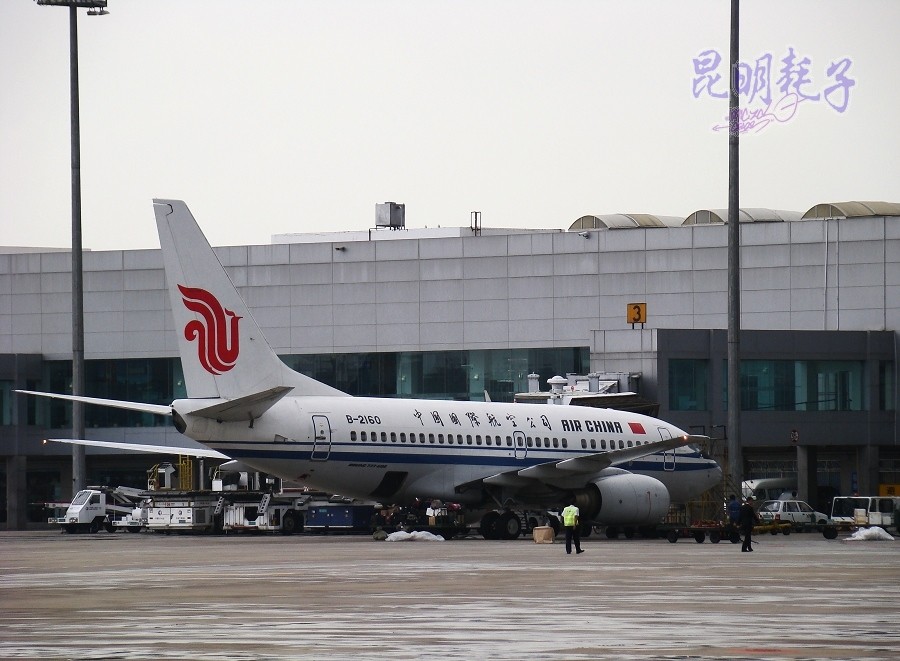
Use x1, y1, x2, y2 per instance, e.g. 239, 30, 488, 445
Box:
1, 216, 897, 361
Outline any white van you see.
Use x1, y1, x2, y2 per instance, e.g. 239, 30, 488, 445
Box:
742, 478, 797, 502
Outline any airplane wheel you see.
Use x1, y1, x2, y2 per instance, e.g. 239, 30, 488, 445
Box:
281, 511, 299, 535
479, 511, 500, 539
496, 511, 522, 540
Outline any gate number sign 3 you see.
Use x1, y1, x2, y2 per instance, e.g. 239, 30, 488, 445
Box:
628, 303, 647, 325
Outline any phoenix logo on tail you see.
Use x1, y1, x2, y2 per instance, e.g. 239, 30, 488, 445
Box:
178, 284, 242, 375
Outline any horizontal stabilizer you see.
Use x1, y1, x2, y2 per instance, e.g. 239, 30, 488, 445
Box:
44, 438, 229, 460
186, 386, 293, 422
15, 390, 172, 417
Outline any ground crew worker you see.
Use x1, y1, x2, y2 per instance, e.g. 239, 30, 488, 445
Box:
726, 494, 741, 524
561, 498, 584, 554
739, 496, 758, 552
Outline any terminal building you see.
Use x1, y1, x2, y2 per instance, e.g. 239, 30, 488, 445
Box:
2, 200, 898, 527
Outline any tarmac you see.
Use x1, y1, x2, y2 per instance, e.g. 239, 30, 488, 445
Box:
1, 528, 899, 661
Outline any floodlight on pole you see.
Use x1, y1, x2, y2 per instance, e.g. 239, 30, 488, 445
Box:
34, 0, 109, 496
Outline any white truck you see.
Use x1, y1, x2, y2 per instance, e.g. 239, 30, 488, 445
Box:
51, 486, 145, 534
822, 496, 900, 539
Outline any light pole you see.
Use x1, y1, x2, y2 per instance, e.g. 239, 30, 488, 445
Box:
726, 0, 742, 493
34, 0, 108, 495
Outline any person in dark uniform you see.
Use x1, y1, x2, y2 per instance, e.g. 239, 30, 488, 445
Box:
739, 496, 758, 552
727, 494, 741, 525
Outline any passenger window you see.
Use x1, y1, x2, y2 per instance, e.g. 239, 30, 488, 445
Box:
391, 432, 397, 443
627, 440, 633, 448
562, 439, 567, 448
526, 438, 533, 447
361, 431, 367, 442
553, 439, 559, 448
590, 440, 596, 449
429, 434, 435, 444
438, 434, 444, 444
400, 432, 406, 443
476, 436, 482, 445
467, 435, 473, 445
506, 436, 512, 446
351, 431, 357, 441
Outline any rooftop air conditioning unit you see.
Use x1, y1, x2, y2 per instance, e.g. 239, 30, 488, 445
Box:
376, 202, 405, 229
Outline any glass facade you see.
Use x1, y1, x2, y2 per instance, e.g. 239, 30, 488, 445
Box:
282, 347, 588, 402
880, 361, 895, 411
670, 358, 870, 412
0, 379, 11, 426
668, 359, 708, 411
44, 358, 186, 429
740, 360, 865, 411
733, 359, 864, 412
43, 347, 589, 428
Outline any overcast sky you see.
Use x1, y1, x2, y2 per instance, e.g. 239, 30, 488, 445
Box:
1, 0, 897, 250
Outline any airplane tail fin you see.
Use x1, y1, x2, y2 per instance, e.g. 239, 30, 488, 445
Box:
153, 199, 348, 400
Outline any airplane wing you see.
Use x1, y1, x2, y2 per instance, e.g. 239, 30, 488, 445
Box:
483, 434, 709, 486
15, 390, 172, 417
43, 438, 230, 460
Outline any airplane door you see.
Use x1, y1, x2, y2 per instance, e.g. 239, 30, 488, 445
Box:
658, 427, 675, 471
311, 415, 332, 461
513, 431, 527, 460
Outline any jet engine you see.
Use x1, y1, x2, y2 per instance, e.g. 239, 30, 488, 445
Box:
569, 473, 670, 525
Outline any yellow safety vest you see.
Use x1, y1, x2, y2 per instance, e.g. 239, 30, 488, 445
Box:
562, 505, 579, 527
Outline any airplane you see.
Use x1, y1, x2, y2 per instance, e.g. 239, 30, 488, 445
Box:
18, 199, 722, 540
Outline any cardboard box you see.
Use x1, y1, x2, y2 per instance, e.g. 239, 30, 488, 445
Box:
532, 526, 554, 543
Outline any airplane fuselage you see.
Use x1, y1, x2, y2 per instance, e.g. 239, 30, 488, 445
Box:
175, 395, 721, 512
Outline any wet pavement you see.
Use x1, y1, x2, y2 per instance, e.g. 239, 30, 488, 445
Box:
1, 529, 898, 660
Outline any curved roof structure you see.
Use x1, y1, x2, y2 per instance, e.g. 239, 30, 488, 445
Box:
569, 214, 684, 231
801, 201, 900, 219
682, 208, 803, 225
570, 201, 900, 231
